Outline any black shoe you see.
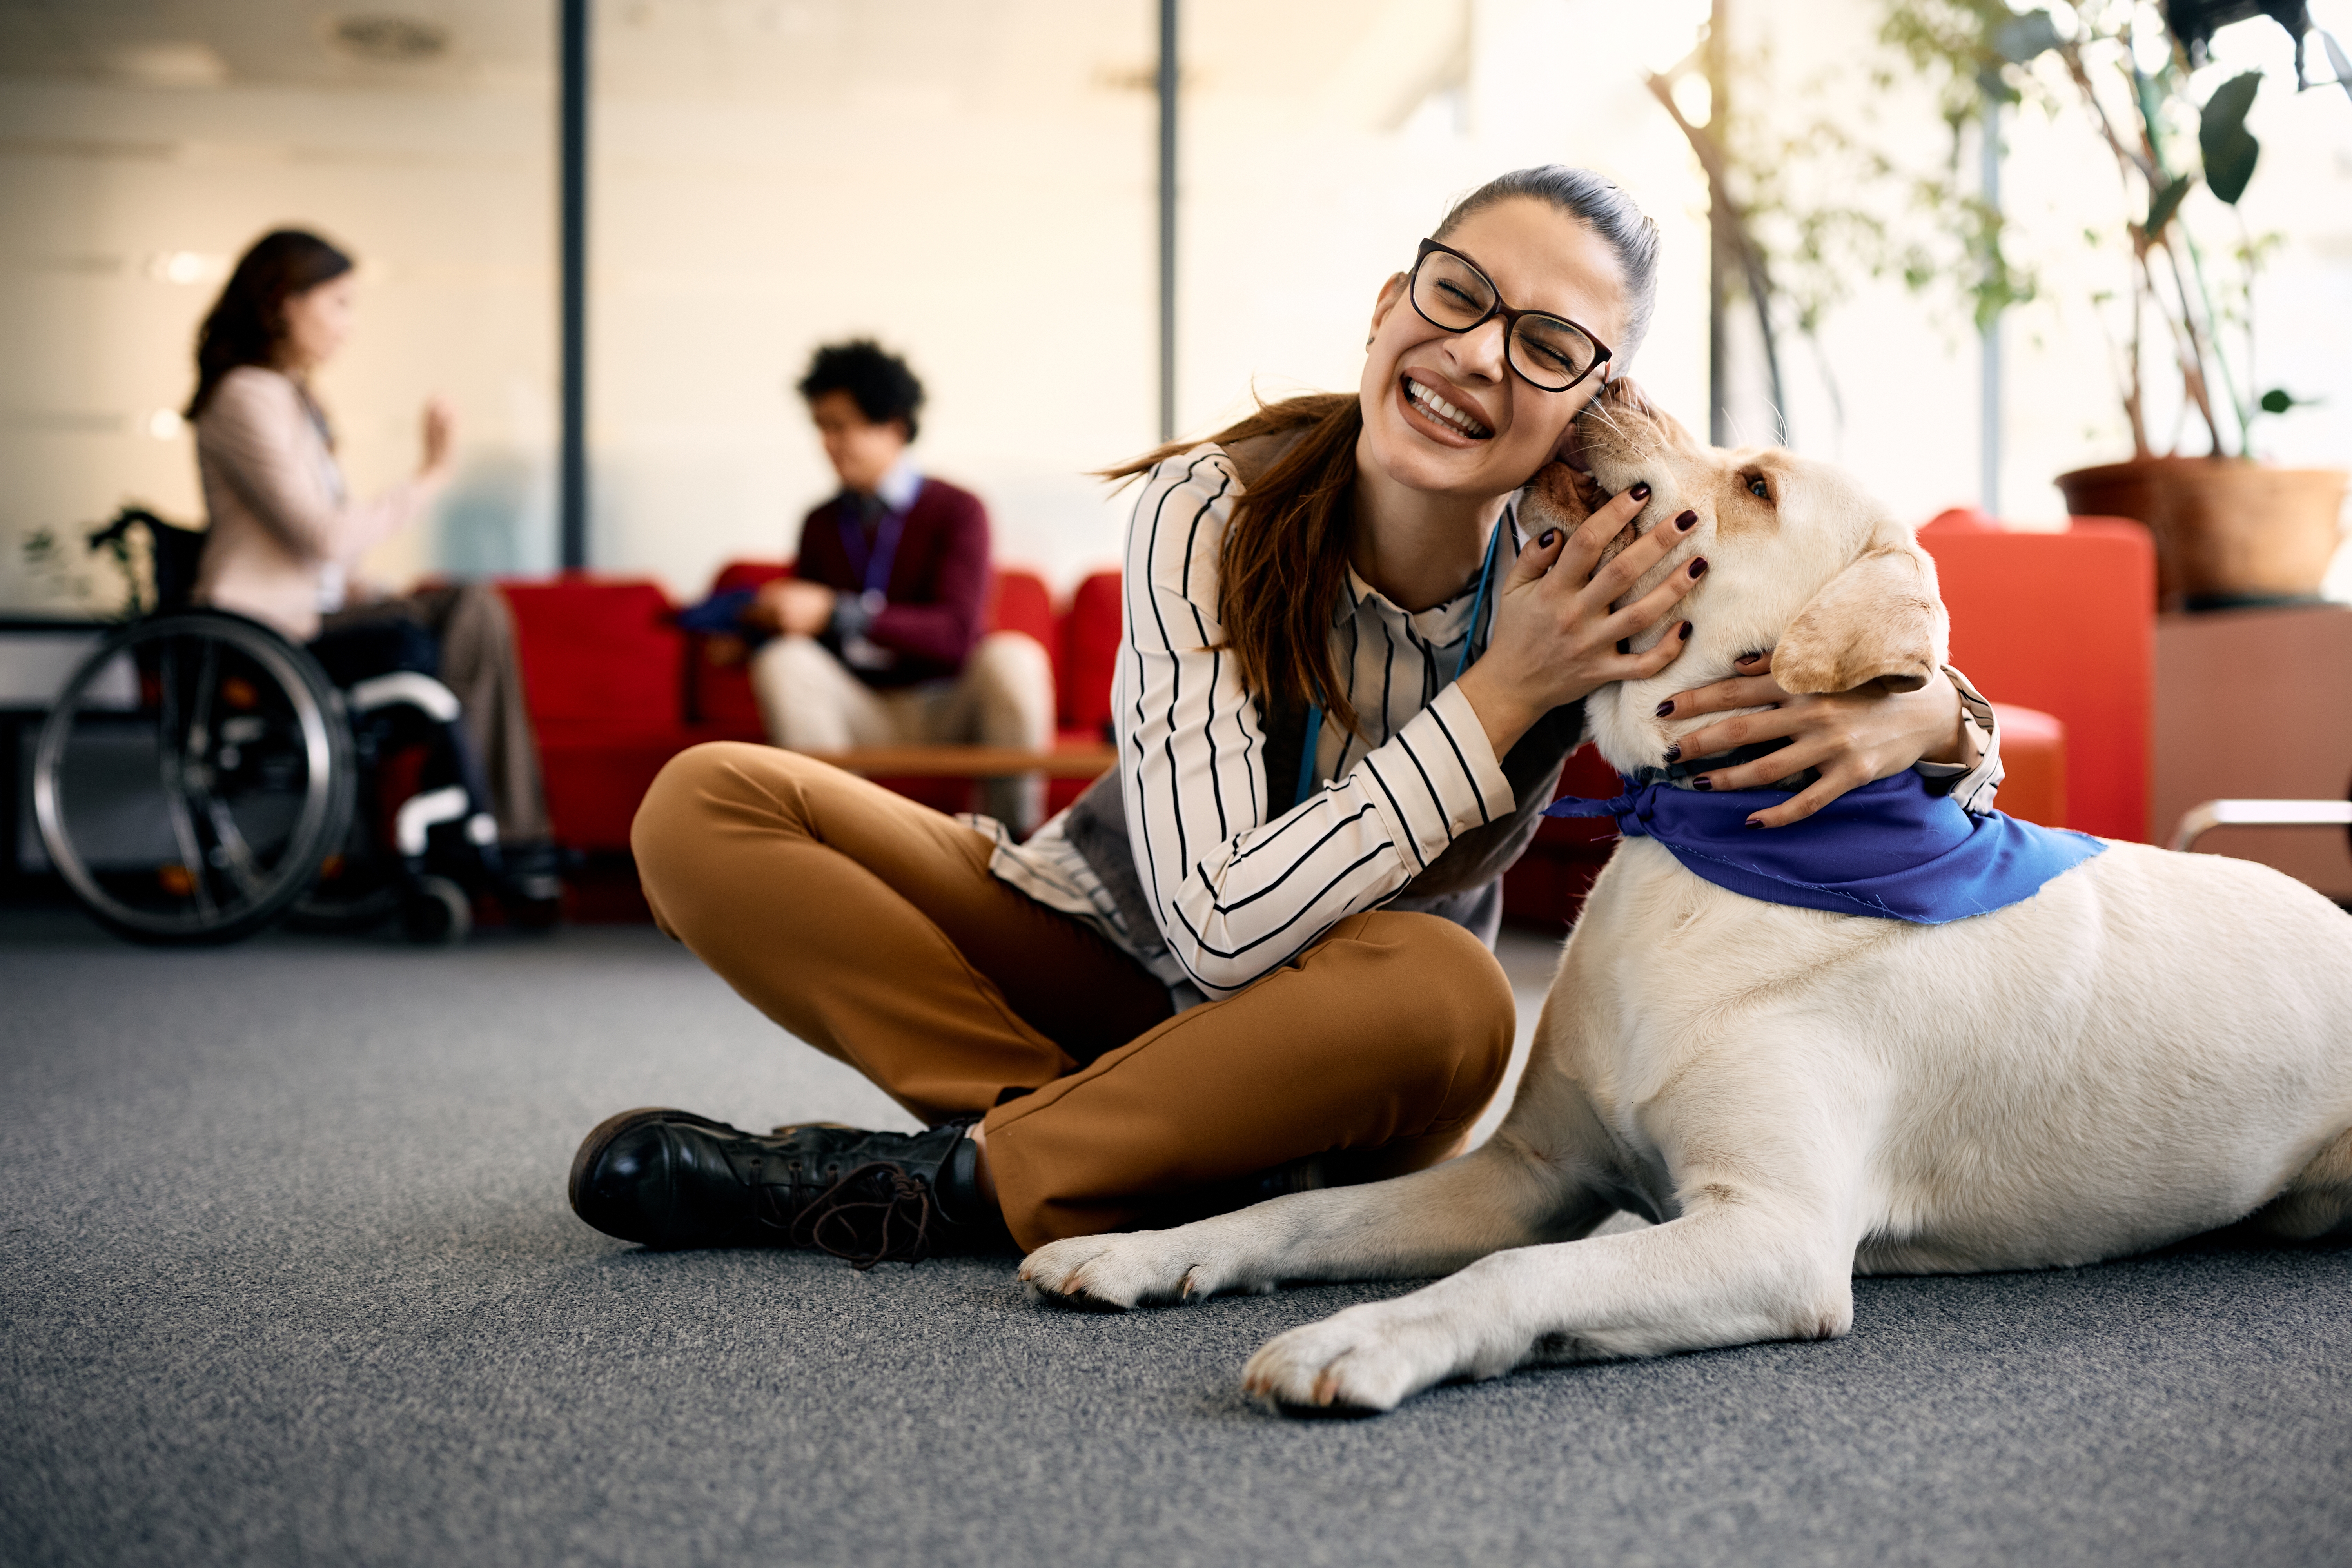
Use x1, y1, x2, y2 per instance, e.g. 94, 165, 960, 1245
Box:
568, 1109, 1008, 1266
494, 840, 571, 929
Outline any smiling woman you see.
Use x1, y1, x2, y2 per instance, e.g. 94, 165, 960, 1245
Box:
572, 165, 2005, 1274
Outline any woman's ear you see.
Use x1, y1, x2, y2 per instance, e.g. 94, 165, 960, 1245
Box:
1366, 272, 1407, 346
1771, 539, 1948, 695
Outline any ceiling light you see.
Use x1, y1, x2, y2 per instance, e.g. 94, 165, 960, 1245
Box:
148, 252, 228, 286
110, 43, 230, 87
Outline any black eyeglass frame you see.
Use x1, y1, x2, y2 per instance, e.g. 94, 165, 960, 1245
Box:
1408, 238, 1615, 393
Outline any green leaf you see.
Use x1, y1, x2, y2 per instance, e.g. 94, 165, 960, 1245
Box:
2199, 71, 2261, 205
2145, 175, 2194, 239
2261, 388, 2294, 414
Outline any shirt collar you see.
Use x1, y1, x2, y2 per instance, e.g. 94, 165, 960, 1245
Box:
871, 456, 924, 515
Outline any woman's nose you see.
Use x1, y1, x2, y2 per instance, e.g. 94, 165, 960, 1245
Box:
1448, 316, 1509, 379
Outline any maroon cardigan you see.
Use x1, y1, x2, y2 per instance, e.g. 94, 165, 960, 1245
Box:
793, 477, 990, 688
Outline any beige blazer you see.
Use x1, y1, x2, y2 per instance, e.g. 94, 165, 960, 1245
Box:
192, 366, 427, 642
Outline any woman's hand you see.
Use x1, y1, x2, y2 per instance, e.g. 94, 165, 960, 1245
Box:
1455, 484, 1703, 759
419, 396, 456, 483
1658, 652, 1975, 828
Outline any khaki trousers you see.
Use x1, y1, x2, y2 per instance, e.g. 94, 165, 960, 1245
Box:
750, 630, 1055, 833
318, 583, 550, 842
630, 743, 1516, 1250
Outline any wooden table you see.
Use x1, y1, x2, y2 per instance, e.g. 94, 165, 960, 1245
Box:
802, 744, 1116, 779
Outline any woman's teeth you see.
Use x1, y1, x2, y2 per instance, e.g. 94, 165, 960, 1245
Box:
1405, 379, 1492, 439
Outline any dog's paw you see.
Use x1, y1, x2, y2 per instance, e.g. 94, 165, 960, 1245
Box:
1019, 1225, 1274, 1310
1240, 1299, 1480, 1415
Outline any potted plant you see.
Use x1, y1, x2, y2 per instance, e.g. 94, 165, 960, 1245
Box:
1881, 0, 2350, 607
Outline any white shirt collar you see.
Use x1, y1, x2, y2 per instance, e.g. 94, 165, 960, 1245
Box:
872, 456, 924, 515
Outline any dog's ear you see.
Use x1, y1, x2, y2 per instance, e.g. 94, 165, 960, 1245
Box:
1772, 538, 1948, 695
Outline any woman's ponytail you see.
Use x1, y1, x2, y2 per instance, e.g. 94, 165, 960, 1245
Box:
1103, 392, 1368, 735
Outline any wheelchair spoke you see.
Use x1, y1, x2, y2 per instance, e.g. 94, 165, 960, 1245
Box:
152, 644, 221, 926
194, 788, 265, 901
160, 779, 218, 919
153, 639, 219, 920
185, 636, 218, 764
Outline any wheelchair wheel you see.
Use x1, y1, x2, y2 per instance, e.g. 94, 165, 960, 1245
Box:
33, 611, 354, 945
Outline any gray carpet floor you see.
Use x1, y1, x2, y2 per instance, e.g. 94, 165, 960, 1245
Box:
2, 909, 2347, 1568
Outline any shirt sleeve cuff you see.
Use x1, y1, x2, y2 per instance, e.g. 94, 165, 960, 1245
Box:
1353, 683, 1517, 870
1915, 664, 2003, 814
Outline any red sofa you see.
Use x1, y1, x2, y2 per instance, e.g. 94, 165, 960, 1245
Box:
502, 565, 1121, 859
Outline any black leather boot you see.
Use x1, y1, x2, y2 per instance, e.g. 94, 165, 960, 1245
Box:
567, 1109, 1011, 1265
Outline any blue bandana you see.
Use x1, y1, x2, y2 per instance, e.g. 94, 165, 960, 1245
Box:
1543, 768, 2106, 924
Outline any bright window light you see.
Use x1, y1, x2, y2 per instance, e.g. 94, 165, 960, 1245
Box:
1672, 73, 1713, 127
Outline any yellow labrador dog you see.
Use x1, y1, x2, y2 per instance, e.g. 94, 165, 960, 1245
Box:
1020, 382, 2352, 1414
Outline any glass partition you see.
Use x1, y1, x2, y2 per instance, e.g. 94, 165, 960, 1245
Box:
0, 4, 557, 614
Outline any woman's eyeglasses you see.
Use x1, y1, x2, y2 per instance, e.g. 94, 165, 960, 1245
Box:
1407, 238, 1613, 394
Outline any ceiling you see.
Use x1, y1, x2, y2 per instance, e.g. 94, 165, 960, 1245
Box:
0, 0, 1468, 126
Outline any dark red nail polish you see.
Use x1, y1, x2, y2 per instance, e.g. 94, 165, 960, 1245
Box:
1616, 638, 1631, 655
1744, 818, 1762, 829
1692, 777, 1715, 791
1688, 557, 1709, 579
1679, 622, 1693, 641
1675, 510, 1697, 531
1654, 700, 1674, 717
1629, 481, 1652, 501
1664, 744, 1682, 763
1539, 528, 1559, 548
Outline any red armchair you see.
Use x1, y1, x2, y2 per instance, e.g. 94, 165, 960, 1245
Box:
1918, 510, 2154, 843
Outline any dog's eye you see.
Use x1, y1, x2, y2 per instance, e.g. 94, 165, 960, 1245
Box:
1747, 477, 1769, 500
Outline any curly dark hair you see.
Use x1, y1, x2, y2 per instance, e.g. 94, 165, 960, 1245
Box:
184, 229, 356, 420
796, 339, 925, 441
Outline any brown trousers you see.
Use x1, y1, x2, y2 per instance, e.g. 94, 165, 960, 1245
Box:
630, 743, 1516, 1250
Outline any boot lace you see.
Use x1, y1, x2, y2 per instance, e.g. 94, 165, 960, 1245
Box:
759, 1159, 936, 1270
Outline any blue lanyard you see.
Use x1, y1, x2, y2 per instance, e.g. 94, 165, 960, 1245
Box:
838, 499, 906, 601
1296, 513, 1508, 805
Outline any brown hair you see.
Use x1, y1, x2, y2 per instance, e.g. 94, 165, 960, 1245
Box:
1107, 166, 1661, 738
185, 229, 355, 421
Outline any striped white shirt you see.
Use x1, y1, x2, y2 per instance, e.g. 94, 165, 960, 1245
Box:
982, 442, 2004, 1000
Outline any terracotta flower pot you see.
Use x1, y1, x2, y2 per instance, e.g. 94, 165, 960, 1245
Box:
2055, 457, 2349, 608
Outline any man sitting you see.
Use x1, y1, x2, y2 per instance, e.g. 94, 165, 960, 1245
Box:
748, 340, 1054, 834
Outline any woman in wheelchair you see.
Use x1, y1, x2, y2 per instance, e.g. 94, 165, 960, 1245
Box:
183, 228, 560, 910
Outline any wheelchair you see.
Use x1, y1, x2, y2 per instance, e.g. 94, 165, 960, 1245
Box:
31, 507, 536, 946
